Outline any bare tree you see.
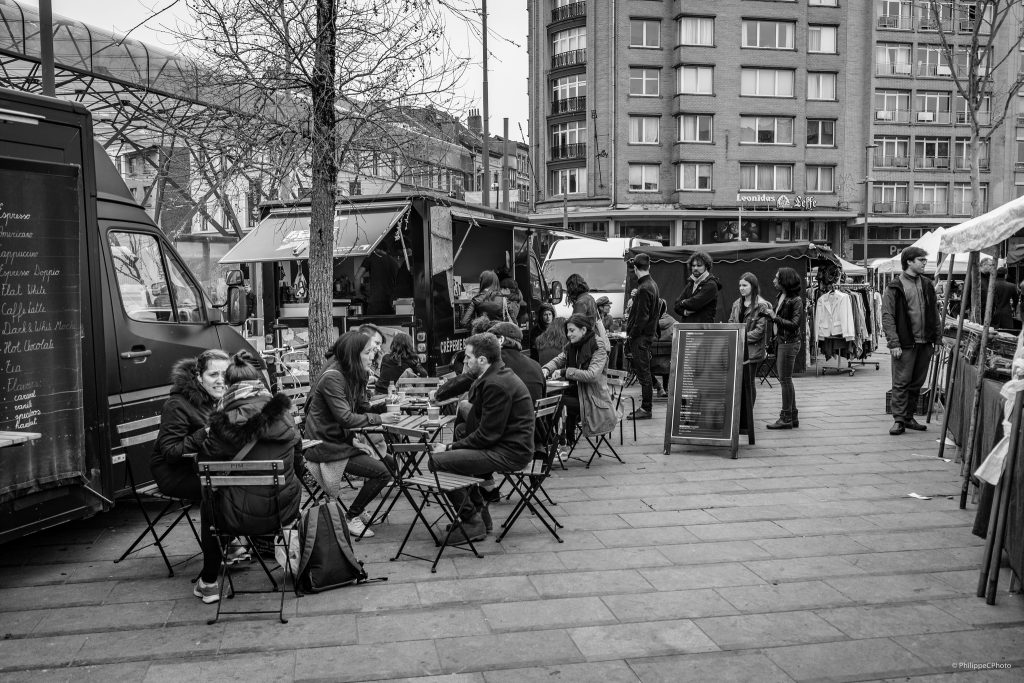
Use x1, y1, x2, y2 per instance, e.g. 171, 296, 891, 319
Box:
172, 0, 468, 375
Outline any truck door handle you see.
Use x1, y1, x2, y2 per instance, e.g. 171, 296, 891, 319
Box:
120, 349, 152, 360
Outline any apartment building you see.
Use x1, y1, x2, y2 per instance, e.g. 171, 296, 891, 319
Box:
527, 0, 1020, 262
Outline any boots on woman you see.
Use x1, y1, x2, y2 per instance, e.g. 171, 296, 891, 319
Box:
766, 410, 793, 430
791, 409, 799, 428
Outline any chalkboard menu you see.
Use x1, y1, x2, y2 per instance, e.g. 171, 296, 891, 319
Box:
663, 323, 745, 458
0, 159, 85, 500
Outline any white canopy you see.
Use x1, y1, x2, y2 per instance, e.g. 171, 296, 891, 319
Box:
838, 257, 865, 276
940, 195, 1024, 253
936, 253, 1004, 275
874, 226, 947, 274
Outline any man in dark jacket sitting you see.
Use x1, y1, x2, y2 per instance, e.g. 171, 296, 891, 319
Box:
431, 333, 535, 542
674, 250, 722, 323
489, 321, 545, 402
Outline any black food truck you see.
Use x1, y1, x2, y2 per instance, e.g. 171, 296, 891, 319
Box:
0, 88, 252, 542
222, 194, 579, 379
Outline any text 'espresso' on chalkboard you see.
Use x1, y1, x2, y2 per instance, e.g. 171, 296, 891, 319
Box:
0, 160, 85, 498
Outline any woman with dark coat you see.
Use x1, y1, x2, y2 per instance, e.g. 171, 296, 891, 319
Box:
728, 272, 771, 405
374, 331, 428, 393
541, 314, 620, 445
151, 349, 230, 501
566, 273, 599, 325
195, 351, 301, 603
534, 316, 569, 366
764, 267, 804, 429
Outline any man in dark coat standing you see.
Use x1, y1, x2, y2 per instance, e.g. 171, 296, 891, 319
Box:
625, 253, 660, 420
991, 266, 1017, 329
674, 250, 722, 323
432, 333, 535, 542
882, 246, 943, 435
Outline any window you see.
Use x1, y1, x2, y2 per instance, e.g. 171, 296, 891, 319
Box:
874, 89, 911, 121
915, 91, 952, 123
878, 0, 914, 30
807, 119, 835, 147
553, 27, 586, 55
740, 116, 794, 144
916, 45, 951, 77
679, 114, 713, 143
678, 163, 713, 191
741, 20, 795, 49
806, 166, 835, 193
628, 164, 660, 192
808, 25, 837, 54
810, 0, 839, 6
955, 138, 989, 170
874, 136, 911, 166
872, 183, 909, 212
630, 19, 661, 48
913, 182, 948, 213
629, 116, 660, 144
629, 68, 660, 96
811, 221, 829, 242
916, 1, 953, 29
109, 231, 204, 323
875, 43, 912, 75
914, 138, 951, 169
740, 68, 795, 97
678, 66, 713, 94
807, 72, 837, 101
955, 93, 992, 124
552, 75, 586, 101
953, 182, 987, 214
551, 167, 586, 195
678, 16, 714, 46
551, 121, 586, 147
740, 164, 793, 191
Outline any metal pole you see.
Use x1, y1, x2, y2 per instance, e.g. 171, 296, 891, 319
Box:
39, 0, 55, 96
502, 118, 510, 212
863, 144, 878, 267
960, 252, 997, 509
926, 252, 955, 423
481, 0, 490, 208
938, 252, 973, 461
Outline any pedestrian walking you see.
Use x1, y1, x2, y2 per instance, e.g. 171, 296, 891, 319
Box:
882, 246, 943, 435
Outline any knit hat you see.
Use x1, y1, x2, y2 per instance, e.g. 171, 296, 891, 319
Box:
595, 296, 611, 307
488, 321, 523, 342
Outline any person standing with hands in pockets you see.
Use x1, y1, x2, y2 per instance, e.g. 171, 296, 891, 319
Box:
624, 253, 660, 420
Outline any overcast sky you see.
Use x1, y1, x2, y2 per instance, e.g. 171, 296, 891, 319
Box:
47, 0, 530, 142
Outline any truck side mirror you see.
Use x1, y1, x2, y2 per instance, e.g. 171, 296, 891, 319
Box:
548, 280, 563, 304
226, 286, 246, 326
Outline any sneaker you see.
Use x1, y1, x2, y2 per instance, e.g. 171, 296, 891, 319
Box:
904, 418, 927, 431
481, 487, 501, 504
889, 422, 905, 435
656, 389, 668, 400
627, 408, 653, 420
446, 516, 487, 544
193, 579, 220, 604
347, 515, 374, 538
224, 540, 251, 565
358, 511, 380, 527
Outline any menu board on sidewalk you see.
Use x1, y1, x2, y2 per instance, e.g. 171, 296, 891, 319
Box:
663, 323, 745, 458
0, 158, 85, 498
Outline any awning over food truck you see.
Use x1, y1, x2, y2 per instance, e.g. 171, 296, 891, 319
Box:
220, 202, 410, 263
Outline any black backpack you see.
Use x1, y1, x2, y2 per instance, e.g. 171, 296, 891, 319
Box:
295, 500, 383, 593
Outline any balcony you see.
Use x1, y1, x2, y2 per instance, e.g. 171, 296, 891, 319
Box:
955, 111, 991, 125
551, 1, 586, 23
551, 142, 587, 160
954, 157, 990, 171
873, 201, 910, 214
877, 61, 913, 76
874, 154, 910, 168
913, 202, 945, 215
552, 49, 586, 69
915, 156, 950, 169
953, 201, 985, 215
875, 109, 911, 123
877, 14, 913, 30
551, 95, 587, 115
916, 18, 953, 32
918, 62, 953, 77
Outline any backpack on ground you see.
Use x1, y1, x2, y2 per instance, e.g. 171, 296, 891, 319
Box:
295, 500, 383, 593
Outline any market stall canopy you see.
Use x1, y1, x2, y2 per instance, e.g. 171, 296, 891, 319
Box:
838, 257, 866, 276
936, 253, 1003, 274
450, 211, 606, 241
940, 195, 1024, 253
874, 226, 947, 274
219, 202, 410, 263
628, 241, 840, 265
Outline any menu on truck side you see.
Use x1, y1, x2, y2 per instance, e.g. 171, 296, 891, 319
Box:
0, 158, 85, 501
663, 323, 745, 458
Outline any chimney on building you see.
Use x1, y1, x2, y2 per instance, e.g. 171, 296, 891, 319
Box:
467, 108, 482, 135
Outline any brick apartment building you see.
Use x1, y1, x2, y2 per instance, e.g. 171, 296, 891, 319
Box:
527, 0, 1022, 262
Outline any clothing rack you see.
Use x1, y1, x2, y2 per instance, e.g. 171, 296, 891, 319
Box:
841, 284, 880, 372
811, 283, 880, 376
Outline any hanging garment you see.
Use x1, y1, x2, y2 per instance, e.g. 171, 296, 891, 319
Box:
815, 290, 856, 341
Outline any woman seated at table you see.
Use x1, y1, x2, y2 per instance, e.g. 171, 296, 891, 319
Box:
374, 331, 428, 394
194, 351, 302, 603
303, 331, 401, 537
534, 316, 568, 367
541, 314, 620, 447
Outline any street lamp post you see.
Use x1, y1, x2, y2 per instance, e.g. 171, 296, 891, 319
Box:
863, 143, 879, 269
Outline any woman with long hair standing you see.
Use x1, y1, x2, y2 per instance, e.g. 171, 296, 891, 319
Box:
728, 272, 771, 405
462, 269, 504, 326
534, 316, 569, 366
303, 331, 401, 537
764, 267, 804, 429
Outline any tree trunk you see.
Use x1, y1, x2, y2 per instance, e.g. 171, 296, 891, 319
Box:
307, 0, 338, 380
969, 128, 983, 323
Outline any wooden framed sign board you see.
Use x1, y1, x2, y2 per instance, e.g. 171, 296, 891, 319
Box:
663, 323, 746, 459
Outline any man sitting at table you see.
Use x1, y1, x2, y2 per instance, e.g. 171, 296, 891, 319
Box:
431, 333, 535, 542
488, 321, 545, 403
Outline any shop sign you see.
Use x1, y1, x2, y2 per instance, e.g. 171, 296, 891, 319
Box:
736, 194, 818, 210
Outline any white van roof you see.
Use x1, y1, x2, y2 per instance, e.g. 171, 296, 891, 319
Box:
547, 236, 660, 260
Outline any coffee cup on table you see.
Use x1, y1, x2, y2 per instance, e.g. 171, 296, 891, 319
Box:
386, 403, 401, 414
426, 405, 440, 421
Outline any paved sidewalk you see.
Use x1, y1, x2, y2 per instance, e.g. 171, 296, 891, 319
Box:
2, 354, 1023, 682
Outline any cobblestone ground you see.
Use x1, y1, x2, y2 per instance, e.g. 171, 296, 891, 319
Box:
2, 355, 1023, 682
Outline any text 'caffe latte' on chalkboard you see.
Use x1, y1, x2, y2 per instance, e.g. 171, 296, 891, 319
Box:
0, 159, 85, 500
663, 323, 745, 457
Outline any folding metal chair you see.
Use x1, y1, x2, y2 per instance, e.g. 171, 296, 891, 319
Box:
387, 440, 486, 572
756, 353, 779, 387
199, 459, 295, 624
113, 415, 201, 577
495, 395, 564, 543
605, 369, 637, 447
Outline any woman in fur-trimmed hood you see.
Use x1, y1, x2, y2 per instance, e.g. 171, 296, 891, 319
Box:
198, 352, 301, 585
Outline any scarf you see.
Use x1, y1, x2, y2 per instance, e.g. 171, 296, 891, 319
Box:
219, 380, 271, 411
690, 270, 710, 287
566, 329, 598, 380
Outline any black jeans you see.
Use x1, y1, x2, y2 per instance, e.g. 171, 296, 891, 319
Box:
562, 392, 581, 443
432, 448, 530, 521
629, 335, 655, 411
776, 342, 800, 414
890, 343, 933, 423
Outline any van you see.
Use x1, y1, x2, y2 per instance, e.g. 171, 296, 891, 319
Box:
0, 88, 252, 542
543, 236, 661, 321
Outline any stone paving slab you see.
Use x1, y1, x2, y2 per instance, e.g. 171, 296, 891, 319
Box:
2, 355, 1024, 681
